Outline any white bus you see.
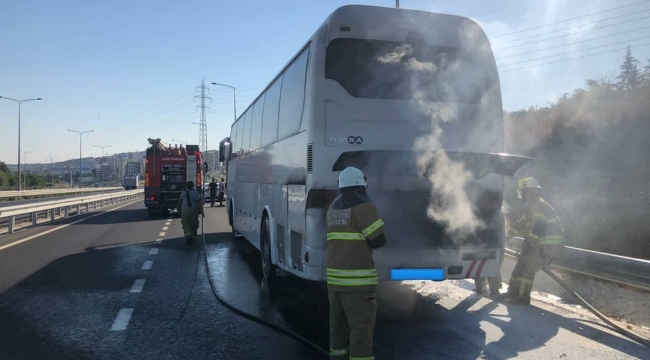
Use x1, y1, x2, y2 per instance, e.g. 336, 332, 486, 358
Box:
219, 5, 530, 286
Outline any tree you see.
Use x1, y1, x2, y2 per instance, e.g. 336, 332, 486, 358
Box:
0, 161, 10, 175
644, 58, 650, 86
616, 46, 641, 94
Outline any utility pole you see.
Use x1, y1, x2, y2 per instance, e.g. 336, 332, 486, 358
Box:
49, 155, 60, 188
93, 144, 112, 186
0, 96, 42, 191
68, 129, 94, 188
396, 0, 399, 8
195, 79, 211, 156
23, 151, 33, 189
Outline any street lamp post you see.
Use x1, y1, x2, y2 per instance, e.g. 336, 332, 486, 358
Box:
0, 96, 42, 191
23, 151, 34, 189
93, 144, 112, 186
49, 156, 60, 188
68, 129, 94, 188
210, 83, 237, 123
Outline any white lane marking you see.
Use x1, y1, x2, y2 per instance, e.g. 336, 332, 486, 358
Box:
0, 199, 141, 252
149, 248, 159, 255
110, 308, 134, 331
158, 232, 166, 237
130, 279, 146, 293
164, 222, 171, 226
142, 260, 154, 270
162, 226, 168, 231
154, 239, 162, 244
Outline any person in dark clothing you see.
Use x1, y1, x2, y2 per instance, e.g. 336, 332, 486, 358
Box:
209, 178, 218, 207
218, 178, 226, 206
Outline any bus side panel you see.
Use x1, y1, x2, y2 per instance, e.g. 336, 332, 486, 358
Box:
287, 185, 307, 273
273, 185, 289, 269
238, 182, 260, 250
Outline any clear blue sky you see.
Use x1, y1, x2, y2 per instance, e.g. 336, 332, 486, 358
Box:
1, 0, 649, 164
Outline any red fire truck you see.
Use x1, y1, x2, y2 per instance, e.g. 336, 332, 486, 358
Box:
144, 138, 203, 215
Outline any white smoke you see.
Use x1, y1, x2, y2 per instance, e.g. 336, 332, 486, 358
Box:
374, 32, 488, 236
413, 103, 484, 235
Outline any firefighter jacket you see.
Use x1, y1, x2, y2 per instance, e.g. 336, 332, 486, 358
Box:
509, 198, 566, 259
326, 188, 387, 293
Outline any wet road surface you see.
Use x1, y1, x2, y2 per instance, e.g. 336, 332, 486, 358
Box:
0, 200, 648, 359
0, 200, 318, 360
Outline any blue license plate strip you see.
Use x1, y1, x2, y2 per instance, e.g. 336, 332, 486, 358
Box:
391, 268, 445, 281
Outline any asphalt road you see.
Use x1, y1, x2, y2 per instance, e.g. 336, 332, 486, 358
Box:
0, 200, 648, 359
0, 200, 316, 360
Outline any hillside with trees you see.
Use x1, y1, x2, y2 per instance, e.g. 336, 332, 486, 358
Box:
0, 161, 48, 190
504, 46, 650, 259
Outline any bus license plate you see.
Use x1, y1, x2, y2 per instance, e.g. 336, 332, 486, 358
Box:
391, 268, 445, 281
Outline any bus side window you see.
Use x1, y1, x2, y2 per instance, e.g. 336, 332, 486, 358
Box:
250, 93, 265, 151
242, 109, 253, 154
231, 120, 240, 158
262, 76, 282, 146
278, 47, 309, 139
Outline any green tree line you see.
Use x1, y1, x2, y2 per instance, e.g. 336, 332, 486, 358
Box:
504, 46, 650, 259
0, 162, 50, 190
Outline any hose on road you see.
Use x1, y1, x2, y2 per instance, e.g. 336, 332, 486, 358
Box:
506, 248, 650, 347
199, 218, 330, 359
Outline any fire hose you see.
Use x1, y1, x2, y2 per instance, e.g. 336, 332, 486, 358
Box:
198, 216, 330, 359
505, 248, 650, 347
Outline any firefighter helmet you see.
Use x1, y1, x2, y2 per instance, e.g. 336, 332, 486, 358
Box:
338, 166, 367, 189
517, 177, 542, 199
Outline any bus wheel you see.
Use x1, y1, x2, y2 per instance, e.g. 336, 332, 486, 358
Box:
261, 216, 277, 283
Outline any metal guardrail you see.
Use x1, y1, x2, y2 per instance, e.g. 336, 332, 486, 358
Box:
0, 189, 143, 234
0, 187, 124, 200
505, 238, 650, 291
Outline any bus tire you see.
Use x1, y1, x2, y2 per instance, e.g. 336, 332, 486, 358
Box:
261, 216, 277, 283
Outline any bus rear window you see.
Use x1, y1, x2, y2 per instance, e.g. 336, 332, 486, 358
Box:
325, 38, 494, 104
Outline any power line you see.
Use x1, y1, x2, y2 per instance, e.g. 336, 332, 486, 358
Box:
499, 42, 650, 73
492, 0, 650, 38
495, 27, 650, 59
498, 35, 650, 67
493, 10, 650, 46
493, 16, 650, 51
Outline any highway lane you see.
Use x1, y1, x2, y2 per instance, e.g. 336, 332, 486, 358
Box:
0, 201, 318, 360
202, 206, 650, 360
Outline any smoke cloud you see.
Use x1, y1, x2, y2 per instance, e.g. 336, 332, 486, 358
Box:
373, 28, 494, 236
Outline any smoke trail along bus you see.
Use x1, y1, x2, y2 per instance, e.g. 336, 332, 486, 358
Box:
218, 5, 531, 286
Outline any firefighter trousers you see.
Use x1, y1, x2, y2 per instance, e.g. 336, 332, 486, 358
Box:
475, 248, 505, 294
181, 208, 199, 239
506, 248, 543, 302
328, 290, 377, 360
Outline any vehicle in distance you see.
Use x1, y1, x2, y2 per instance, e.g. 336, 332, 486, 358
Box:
123, 174, 139, 190
219, 5, 531, 287
144, 138, 203, 215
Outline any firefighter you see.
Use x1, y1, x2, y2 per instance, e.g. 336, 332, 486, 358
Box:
179, 180, 204, 244
327, 166, 387, 360
505, 177, 566, 305
475, 207, 508, 299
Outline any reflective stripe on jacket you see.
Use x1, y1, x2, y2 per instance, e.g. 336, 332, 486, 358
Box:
327, 191, 386, 292
509, 198, 566, 250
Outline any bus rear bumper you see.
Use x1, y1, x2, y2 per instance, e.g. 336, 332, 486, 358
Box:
301, 247, 500, 282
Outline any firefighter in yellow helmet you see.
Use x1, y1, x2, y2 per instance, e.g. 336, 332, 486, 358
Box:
327, 166, 387, 360
505, 177, 566, 305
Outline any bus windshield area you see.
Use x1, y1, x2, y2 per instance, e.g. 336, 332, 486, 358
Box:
325, 38, 495, 104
